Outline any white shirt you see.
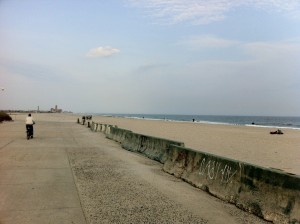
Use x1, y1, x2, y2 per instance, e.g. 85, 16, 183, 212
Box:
25, 117, 34, 125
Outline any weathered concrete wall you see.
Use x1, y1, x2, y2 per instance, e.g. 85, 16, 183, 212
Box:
121, 131, 184, 163
88, 121, 112, 135
90, 121, 96, 131
107, 126, 132, 143
79, 120, 300, 223
100, 124, 184, 163
163, 144, 300, 224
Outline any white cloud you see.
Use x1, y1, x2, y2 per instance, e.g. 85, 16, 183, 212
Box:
240, 40, 300, 68
244, 40, 300, 55
129, 0, 232, 24
182, 35, 240, 48
128, 0, 300, 24
86, 46, 120, 58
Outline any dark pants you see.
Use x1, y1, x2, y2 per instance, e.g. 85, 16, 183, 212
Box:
26, 124, 34, 136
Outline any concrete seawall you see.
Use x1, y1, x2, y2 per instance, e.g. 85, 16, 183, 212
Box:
90, 122, 112, 135
108, 126, 132, 144
87, 120, 300, 224
121, 131, 184, 164
164, 144, 300, 223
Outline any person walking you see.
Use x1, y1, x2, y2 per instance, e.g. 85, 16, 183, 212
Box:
25, 113, 35, 139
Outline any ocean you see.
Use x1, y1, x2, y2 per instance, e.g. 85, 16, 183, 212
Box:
96, 114, 300, 130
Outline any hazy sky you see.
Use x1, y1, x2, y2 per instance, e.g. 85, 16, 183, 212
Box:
1, 0, 300, 116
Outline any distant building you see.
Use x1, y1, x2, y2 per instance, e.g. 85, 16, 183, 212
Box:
50, 105, 62, 113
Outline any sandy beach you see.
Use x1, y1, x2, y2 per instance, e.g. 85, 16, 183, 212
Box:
12, 113, 300, 175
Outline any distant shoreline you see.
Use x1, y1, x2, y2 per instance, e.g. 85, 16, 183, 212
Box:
8, 111, 300, 130
88, 113, 300, 130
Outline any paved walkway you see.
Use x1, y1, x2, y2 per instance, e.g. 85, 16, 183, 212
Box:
0, 120, 86, 224
0, 119, 268, 224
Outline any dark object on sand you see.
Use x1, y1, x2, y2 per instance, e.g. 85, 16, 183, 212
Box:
270, 129, 284, 135
0, 112, 12, 123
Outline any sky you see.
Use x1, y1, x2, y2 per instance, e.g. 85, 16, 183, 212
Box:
1, 0, 300, 116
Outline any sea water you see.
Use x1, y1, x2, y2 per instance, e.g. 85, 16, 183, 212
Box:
95, 113, 300, 130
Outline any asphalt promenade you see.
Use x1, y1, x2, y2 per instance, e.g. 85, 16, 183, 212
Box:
0, 117, 269, 224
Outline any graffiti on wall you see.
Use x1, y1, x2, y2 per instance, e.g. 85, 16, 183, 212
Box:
199, 158, 238, 184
